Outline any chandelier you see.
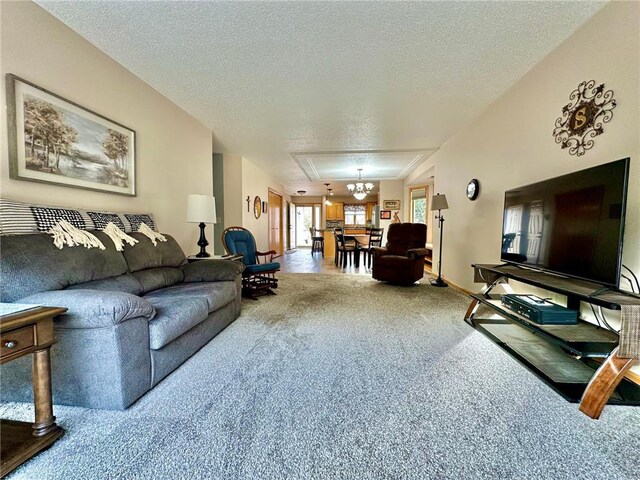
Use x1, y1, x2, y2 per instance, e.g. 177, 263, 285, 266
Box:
347, 168, 374, 200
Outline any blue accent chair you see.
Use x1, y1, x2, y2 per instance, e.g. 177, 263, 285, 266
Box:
222, 226, 280, 299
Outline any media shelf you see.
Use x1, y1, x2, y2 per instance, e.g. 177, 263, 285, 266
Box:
470, 296, 618, 357
466, 264, 640, 411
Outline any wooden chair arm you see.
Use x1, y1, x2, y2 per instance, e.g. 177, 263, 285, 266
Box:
256, 250, 277, 263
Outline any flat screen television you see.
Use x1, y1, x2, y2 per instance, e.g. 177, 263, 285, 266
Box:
500, 158, 630, 288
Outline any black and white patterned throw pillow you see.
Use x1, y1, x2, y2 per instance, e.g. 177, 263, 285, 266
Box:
87, 212, 125, 230
30, 207, 86, 232
124, 213, 156, 231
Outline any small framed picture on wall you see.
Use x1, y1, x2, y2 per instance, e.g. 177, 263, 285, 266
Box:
380, 210, 391, 220
383, 200, 401, 210
262, 201, 268, 213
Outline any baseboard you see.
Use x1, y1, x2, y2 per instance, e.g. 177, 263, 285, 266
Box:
425, 273, 472, 295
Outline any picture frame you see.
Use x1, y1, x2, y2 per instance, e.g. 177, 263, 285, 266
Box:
383, 199, 401, 210
380, 210, 392, 220
254, 196, 262, 219
6, 74, 136, 196
262, 201, 268, 214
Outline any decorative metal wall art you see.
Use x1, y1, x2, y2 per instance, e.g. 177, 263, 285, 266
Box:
552, 80, 616, 157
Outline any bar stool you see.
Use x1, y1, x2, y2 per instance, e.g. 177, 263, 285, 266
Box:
310, 228, 324, 256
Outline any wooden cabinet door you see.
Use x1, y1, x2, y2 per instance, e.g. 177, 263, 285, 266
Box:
327, 203, 336, 220
328, 202, 344, 220
366, 202, 376, 223
268, 190, 283, 255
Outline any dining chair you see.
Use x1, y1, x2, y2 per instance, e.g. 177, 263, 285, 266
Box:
366, 227, 384, 268
333, 227, 343, 265
334, 231, 356, 268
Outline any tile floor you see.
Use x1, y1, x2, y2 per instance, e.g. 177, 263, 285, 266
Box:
279, 247, 371, 275
279, 247, 433, 277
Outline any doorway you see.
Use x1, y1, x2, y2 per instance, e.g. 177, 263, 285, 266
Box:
268, 189, 283, 256
285, 201, 292, 251
294, 205, 313, 247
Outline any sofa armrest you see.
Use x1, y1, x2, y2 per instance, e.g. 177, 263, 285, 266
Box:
407, 248, 431, 260
181, 260, 244, 283
370, 246, 389, 258
16, 290, 156, 329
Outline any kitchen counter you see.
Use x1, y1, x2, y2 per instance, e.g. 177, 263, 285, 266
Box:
322, 228, 370, 258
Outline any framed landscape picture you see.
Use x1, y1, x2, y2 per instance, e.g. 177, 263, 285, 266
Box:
380, 210, 392, 220
6, 74, 136, 196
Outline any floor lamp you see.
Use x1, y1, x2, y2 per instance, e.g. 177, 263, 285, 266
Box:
430, 193, 449, 287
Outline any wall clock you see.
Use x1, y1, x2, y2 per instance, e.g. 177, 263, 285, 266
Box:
466, 179, 479, 201
552, 80, 616, 156
254, 196, 262, 219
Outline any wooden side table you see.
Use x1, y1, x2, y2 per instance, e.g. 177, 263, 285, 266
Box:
187, 254, 243, 263
1, 306, 66, 478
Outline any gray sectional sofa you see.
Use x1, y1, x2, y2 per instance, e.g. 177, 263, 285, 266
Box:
0, 232, 244, 410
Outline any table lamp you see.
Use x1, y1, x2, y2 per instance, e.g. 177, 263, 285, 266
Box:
186, 194, 217, 257
430, 193, 449, 287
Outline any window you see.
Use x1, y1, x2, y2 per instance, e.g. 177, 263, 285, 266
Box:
409, 186, 428, 224
344, 204, 366, 225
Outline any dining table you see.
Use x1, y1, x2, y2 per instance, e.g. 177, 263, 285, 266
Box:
344, 234, 370, 267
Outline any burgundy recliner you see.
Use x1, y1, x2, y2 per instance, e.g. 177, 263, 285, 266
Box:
371, 223, 429, 285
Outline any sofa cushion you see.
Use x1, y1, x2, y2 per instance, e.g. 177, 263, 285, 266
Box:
181, 260, 244, 282
132, 267, 184, 294
146, 295, 209, 349
16, 289, 156, 329
66, 274, 144, 295
0, 232, 128, 302
144, 282, 236, 313
122, 233, 187, 273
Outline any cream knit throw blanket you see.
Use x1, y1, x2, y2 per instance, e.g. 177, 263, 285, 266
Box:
138, 222, 167, 246
102, 222, 138, 251
48, 220, 105, 250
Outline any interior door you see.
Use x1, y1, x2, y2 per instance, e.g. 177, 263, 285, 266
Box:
268, 190, 283, 256
289, 203, 298, 248
286, 201, 292, 250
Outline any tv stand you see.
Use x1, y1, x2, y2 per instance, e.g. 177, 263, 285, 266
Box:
466, 264, 640, 419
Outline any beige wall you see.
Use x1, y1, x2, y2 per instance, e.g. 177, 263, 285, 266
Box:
425, 1, 639, 294
378, 180, 404, 243
0, 1, 213, 253
292, 196, 323, 204
241, 157, 286, 251
222, 153, 243, 228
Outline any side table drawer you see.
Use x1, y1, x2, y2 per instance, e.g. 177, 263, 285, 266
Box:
1, 325, 35, 358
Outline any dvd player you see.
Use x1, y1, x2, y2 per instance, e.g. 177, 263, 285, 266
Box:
501, 294, 578, 325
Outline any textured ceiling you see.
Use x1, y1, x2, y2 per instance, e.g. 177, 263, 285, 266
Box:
37, 1, 605, 195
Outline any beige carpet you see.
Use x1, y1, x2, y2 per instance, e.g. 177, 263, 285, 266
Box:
2, 273, 639, 479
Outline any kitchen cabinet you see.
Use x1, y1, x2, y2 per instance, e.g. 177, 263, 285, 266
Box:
365, 202, 376, 223
326, 202, 344, 221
